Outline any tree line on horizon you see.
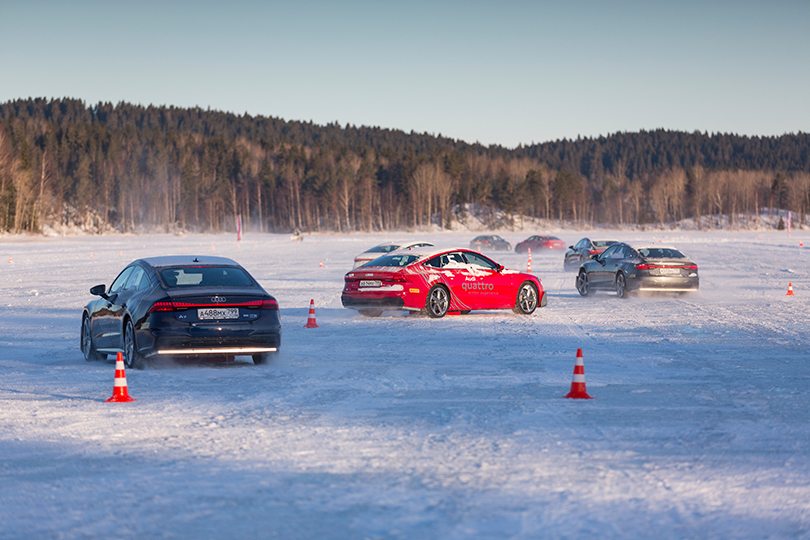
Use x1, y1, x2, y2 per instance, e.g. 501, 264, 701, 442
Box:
0, 97, 808, 235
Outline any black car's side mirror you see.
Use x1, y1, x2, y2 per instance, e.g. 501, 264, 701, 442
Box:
568, 245, 574, 250
90, 284, 109, 299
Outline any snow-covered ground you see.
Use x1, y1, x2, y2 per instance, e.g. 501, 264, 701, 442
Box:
1, 230, 809, 539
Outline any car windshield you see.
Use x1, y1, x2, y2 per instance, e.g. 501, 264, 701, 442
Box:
159, 266, 254, 288
365, 244, 399, 254
637, 248, 685, 259
361, 254, 420, 267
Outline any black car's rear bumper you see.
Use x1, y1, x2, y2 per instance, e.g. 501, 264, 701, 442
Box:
629, 276, 699, 292
137, 319, 281, 358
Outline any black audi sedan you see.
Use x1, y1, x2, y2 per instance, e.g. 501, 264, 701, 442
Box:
575, 243, 699, 298
564, 238, 618, 271
80, 256, 281, 368
469, 235, 512, 252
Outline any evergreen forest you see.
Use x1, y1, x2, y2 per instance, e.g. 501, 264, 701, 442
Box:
1, 97, 808, 234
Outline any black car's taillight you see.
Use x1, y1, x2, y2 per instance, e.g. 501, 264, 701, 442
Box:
148, 300, 174, 313
147, 298, 278, 312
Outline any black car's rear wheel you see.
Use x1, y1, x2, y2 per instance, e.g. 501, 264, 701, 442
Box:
425, 285, 450, 318
513, 281, 539, 315
81, 315, 105, 362
615, 272, 629, 299
576, 270, 593, 297
124, 320, 145, 370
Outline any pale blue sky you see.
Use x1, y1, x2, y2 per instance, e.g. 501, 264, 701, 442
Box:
1, 1, 808, 147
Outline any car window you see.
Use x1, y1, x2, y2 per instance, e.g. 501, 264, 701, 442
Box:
441, 252, 467, 268
423, 256, 441, 269
601, 245, 620, 259
159, 266, 254, 288
124, 266, 146, 291
593, 240, 616, 248
463, 252, 498, 270
109, 267, 134, 294
362, 254, 420, 267
365, 244, 398, 254
608, 246, 626, 259
576, 239, 587, 249
637, 248, 685, 258
427, 252, 467, 269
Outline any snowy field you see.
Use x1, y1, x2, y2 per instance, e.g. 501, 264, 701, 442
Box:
1, 229, 809, 540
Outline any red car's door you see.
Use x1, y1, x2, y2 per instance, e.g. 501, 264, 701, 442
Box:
431, 252, 474, 309
460, 251, 513, 308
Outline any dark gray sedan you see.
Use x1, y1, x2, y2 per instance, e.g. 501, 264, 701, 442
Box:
575, 243, 699, 298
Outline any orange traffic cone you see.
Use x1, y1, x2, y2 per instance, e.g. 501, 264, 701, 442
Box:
319, 261, 323, 268
564, 348, 593, 399
787, 283, 795, 296
303, 299, 319, 328
527, 247, 532, 273
105, 352, 136, 403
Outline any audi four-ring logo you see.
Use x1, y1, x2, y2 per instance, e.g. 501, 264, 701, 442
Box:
462, 282, 494, 291
211, 296, 227, 303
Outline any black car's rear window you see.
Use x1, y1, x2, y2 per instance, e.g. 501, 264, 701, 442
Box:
159, 266, 254, 288
362, 254, 420, 267
637, 248, 685, 259
593, 240, 617, 248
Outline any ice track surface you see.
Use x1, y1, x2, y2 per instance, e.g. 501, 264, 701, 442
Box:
1, 230, 809, 539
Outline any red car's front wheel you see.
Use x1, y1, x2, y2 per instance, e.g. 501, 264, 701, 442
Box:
513, 281, 539, 315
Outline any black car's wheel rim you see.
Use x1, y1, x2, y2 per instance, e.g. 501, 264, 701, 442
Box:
81, 318, 92, 359
577, 272, 590, 296
616, 274, 626, 298
428, 287, 449, 317
124, 323, 135, 368
518, 283, 538, 313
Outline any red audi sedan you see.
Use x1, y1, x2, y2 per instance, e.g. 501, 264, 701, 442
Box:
341, 248, 546, 318
514, 235, 567, 253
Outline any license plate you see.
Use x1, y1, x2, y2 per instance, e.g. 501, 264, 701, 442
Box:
198, 307, 239, 320
659, 267, 681, 275
359, 280, 382, 287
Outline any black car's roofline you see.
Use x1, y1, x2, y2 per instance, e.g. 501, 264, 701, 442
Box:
138, 255, 241, 268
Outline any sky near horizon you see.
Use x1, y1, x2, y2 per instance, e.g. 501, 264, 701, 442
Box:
1, 1, 808, 147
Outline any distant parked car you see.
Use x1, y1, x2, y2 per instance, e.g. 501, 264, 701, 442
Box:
514, 235, 566, 253
575, 243, 699, 298
353, 241, 434, 268
564, 238, 618, 271
342, 247, 546, 318
81, 256, 281, 368
469, 235, 512, 252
